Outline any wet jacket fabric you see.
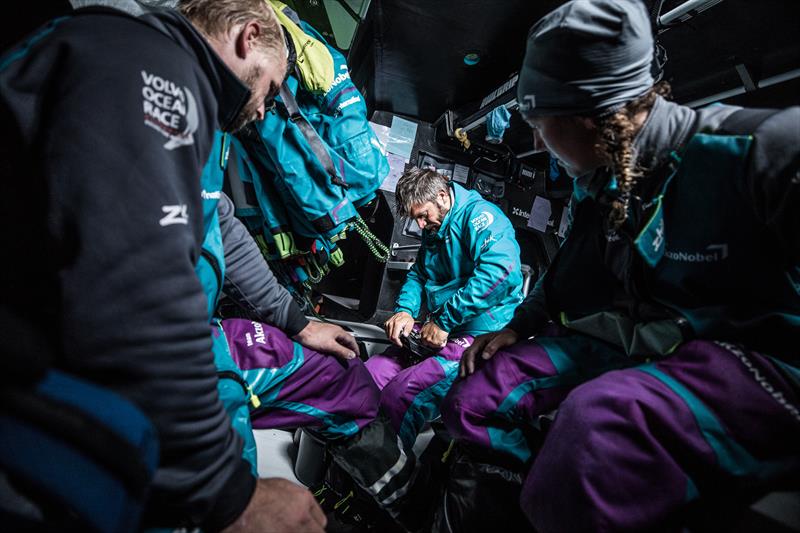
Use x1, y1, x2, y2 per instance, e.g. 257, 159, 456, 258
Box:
507, 96, 800, 366
236, 20, 388, 242
395, 183, 523, 335
0, 8, 256, 530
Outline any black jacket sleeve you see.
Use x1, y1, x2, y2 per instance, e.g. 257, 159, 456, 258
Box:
218, 192, 309, 336
505, 275, 550, 338
0, 14, 254, 529
745, 106, 800, 263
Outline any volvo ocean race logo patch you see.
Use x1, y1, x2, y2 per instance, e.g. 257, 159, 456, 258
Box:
470, 211, 495, 232
141, 71, 198, 150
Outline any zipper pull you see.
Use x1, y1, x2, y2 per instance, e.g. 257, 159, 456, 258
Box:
248, 386, 261, 409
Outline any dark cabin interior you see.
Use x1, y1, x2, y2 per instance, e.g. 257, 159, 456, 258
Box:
287, 0, 800, 325
4, 0, 798, 323
1, 1, 798, 531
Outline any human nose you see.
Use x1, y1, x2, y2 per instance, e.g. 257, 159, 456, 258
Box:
417, 219, 426, 230
255, 101, 266, 121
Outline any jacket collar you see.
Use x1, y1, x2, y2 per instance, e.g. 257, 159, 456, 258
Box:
576, 96, 698, 203
439, 183, 459, 231
632, 95, 696, 174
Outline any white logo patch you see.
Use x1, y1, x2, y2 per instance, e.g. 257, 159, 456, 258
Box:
201, 189, 221, 200
511, 206, 530, 220
470, 211, 495, 232
159, 204, 189, 226
450, 337, 472, 349
331, 70, 351, 89
141, 70, 199, 150
337, 95, 361, 112
665, 243, 729, 263
480, 233, 498, 251
251, 321, 267, 344
652, 218, 665, 252
519, 94, 536, 112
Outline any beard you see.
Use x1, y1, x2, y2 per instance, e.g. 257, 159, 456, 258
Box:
437, 200, 450, 219
227, 64, 264, 133
427, 200, 450, 233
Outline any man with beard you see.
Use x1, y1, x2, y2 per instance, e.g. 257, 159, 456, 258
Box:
377, 166, 523, 437
341, 167, 522, 528
383, 167, 523, 353
0, 0, 326, 531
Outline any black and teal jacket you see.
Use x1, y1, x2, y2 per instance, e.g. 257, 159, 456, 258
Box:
0, 8, 257, 530
507, 96, 800, 367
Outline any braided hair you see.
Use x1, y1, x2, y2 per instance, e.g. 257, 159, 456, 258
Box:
594, 81, 671, 230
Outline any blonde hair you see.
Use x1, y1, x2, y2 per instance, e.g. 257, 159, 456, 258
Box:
179, 0, 284, 60
594, 81, 671, 230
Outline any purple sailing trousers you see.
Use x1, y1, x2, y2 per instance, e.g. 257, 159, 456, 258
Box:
365, 334, 473, 449
441, 333, 800, 531
222, 318, 380, 437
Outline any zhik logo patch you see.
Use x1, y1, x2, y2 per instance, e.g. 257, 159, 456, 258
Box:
159, 204, 189, 227
480, 233, 498, 251
141, 70, 199, 150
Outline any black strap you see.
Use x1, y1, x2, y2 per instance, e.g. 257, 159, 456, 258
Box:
278, 82, 351, 190
282, 26, 298, 84
224, 142, 260, 211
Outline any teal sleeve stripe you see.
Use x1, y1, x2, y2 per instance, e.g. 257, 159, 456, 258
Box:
0, 17, 70, 72
487, 426, 532, 464
488, 337, 631, 463
242, 342, 305, 401
495, 336, 629, 417
242, 342, 360, 437
769, 356, 800, 390
536, 337, 573, 375
397, 357, 459, 449
685, 476, 700, 503
636, 364, 760, 476
268, 400, 361, 437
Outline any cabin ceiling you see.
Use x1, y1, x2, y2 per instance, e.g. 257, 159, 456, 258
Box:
2, 0, 798, 125
349, 0, 800, 123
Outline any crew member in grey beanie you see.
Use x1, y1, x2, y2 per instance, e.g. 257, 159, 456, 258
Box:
441, 0, 800, 531
517, 0, 654, 118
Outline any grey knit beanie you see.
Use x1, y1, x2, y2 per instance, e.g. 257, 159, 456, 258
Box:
517, 0, 654, 118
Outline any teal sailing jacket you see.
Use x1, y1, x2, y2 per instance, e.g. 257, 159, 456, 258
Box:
395, 183, 523, 335
237, 21, 388, 243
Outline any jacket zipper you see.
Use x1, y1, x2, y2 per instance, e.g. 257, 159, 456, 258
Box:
201, 248, 223, 291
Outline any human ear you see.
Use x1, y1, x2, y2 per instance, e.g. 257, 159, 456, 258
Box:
235, 21, 261, 60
